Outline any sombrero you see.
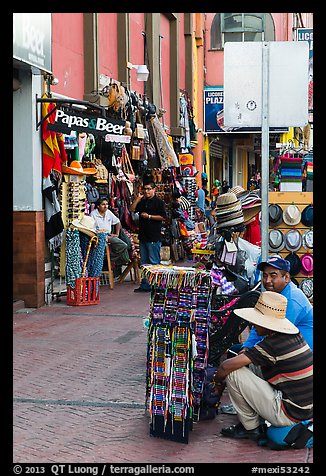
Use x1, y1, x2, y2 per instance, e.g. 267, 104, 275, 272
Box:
62, 160, 97, 176
71, 215, 97, 237
233, 291, 298, 334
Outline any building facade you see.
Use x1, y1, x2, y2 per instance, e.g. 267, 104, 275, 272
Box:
13, 12, 313, 308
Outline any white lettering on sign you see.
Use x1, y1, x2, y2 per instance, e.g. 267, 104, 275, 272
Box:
104, 134, 131, 143
205, 90, 223, 105
22, 16, 45, 57
54, 109, 124, 135
96, 118, 124, 134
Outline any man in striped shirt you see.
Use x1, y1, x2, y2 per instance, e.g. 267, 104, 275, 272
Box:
212, 291, 313, 441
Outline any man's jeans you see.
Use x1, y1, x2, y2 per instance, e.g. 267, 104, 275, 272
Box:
139, 241, 161, 290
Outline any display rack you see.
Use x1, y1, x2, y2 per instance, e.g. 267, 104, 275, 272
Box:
269, 192, 313, 288
143, 265, 211, 443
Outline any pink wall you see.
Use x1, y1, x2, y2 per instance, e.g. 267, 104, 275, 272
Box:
129, 13, 146, 95
179, 14, 186, 91
160, 14, 171, 129
51, 13, 84, 99
99, 13, 118, 80
204, 13, 290, 87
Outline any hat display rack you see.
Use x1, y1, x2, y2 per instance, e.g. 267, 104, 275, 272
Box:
268, 191, 313, 302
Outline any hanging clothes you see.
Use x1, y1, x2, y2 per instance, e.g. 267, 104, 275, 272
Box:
243, 214, 261, 247
149, 115, 179, 168
41, 95, 67, 178
42, 174, 65, 251
179, 95, 191, 150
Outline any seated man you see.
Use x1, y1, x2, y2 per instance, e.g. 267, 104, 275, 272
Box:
90, 198, 130, 270
220, 256, 313, 415
212, 291, 313, 441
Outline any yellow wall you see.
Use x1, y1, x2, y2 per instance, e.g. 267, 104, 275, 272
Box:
280, 127, 300, 147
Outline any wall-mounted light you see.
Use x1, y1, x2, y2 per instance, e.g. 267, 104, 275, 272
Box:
126, 62, 149, 82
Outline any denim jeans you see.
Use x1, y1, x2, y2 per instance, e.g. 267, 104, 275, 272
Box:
139, 241, 161, 290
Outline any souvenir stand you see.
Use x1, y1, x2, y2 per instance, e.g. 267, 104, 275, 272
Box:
143, 265, 211, 443
188, 190, 262, 367
269, 145, 313, 302
49, 84, 200, 289
268, 191, 313, 303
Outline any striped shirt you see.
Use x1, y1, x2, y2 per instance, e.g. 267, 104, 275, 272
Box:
245, 332, 313, 422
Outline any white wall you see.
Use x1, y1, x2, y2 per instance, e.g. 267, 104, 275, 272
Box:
13, 69, 43, 211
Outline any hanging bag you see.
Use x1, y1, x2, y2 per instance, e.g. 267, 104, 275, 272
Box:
218, 239, 238, 266
86, 183, 100, 204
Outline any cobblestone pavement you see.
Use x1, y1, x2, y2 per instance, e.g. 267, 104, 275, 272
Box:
13, 280, 313, 465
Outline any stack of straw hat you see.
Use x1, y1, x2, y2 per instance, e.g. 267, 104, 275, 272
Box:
228, 186, 261, 225
214, 192, 244, 229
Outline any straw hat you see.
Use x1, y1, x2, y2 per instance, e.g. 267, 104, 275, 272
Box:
62, 160, 97, 176
233, 291, 298, 334
214, 192, 244, 228
282, 204, 301, 226
228, 186, 248, 198
71, 215, 97, 237
243, 203, 261, 225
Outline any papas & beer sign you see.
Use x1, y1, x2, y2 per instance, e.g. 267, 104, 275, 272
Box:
47, 109, 127, 140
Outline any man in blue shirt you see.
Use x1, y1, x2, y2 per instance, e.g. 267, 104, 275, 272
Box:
196, 186, 206, 214
243, 256, 313, 350
220, 256, 313, 415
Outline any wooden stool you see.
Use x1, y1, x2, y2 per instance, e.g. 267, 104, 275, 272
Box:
119, 256, 141, 284
101, 244, 114, 289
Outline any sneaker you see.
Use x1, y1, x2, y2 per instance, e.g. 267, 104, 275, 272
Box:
134, 287, 151, 293
220, 403, 237, 415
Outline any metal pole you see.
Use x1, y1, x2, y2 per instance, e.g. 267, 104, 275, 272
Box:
261, 42, 270, 268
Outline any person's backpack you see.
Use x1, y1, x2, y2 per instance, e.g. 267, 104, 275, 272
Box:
264, 421, 313, 450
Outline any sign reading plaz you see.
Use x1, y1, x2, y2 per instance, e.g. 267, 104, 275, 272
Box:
47, 109, 125, 137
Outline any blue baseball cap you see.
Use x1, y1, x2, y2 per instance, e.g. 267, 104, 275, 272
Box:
257, 256, 291, 273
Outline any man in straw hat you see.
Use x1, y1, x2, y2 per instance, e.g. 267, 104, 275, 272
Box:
220, 255, 313, 416
212, 291, 313, 441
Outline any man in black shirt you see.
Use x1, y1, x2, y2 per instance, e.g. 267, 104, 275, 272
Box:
130, 180, 167, 292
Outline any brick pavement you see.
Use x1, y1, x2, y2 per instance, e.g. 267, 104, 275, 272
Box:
13, 280, 313, 465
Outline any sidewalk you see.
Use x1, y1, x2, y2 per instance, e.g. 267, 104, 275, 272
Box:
13, 278, 313, 465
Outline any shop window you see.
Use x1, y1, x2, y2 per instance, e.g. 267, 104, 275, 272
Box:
210, 13, 275, 50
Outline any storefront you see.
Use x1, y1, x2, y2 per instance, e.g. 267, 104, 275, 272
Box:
13, 13, 52, 308
30, 83, 213, 305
